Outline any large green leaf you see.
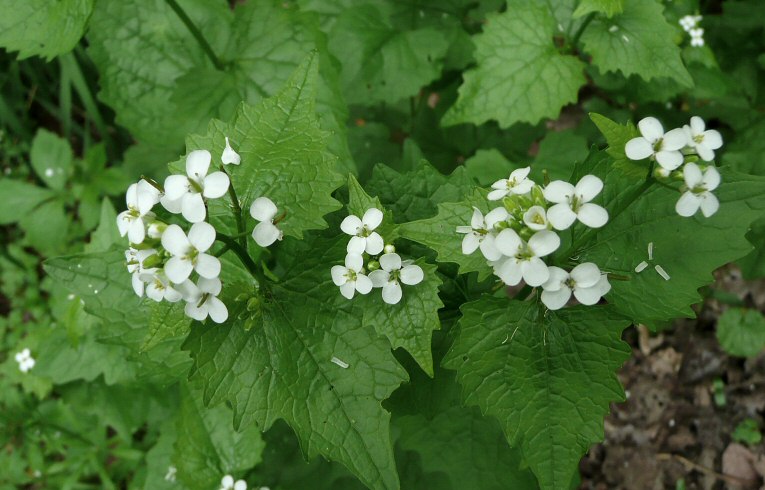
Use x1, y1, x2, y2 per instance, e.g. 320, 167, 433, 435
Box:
443, 0, 585, 128
443, 299, 630, 489
573, 0, 624, 18
0, 0, 93, 60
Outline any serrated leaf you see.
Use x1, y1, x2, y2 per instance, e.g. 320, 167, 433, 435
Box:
142, 302, 190, 353
716, 308, 765, 358
30, 129, 73, 191
463, 149, 517, 187
581, 0, 693, 87
573, 0, 624, 18
589, 113, 644, 177
0, 0, 93, 60
184, 238, 408, 490
443, 299, 630, 489
443, 0, 585, 128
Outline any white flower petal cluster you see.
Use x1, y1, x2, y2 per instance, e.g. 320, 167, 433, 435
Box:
456, 170, 611, 309
15, 348, 35, 373
250, 197, 283, 247
341, 208, 384, 255
679, 15, 704, 47
163, 150, 230, 223
369, 253, 424, 304
117, 181, 160, 243
220, 475, 247, 490
625, 115, 724, 218
331, 253, 373, 299
541, 263, 611, 310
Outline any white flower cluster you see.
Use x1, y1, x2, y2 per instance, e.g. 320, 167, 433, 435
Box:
15, 348, 35, 373
626, 116, 723, 218
331, 208, 424, 304
679, 15, 704, 47
117, 140, 283, 323
220, 475, 246, 490
456, 168, 611, 310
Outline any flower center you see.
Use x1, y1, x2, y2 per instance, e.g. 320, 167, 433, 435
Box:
506, 177, 517, 189
569, 195, 582, 212
531, 213, 545, 225
693, 134, 704, 144
564, 278, 577, 289
187, 176, 204, 194
345, 269, 358, 282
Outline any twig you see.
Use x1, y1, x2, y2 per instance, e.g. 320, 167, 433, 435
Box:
656, 453, 754, 487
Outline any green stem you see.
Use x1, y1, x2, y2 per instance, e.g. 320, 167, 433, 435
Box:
570, 13, 596, 50
216, 233, 268, 286
220, 165, 247, 248
164, 0, 225, 71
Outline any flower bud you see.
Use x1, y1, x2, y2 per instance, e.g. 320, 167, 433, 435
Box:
147, 220, 167, 239
383, 244, 396, 254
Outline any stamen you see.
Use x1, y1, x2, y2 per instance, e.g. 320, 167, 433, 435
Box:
331, 356, 349, 369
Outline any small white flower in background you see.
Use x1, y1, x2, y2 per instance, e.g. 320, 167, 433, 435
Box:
683, 116, 722, 161
117, 180, 160, 244
163, 149, 230, 223
181, 277, 228, 323
144, 271, 184, 303
456, 207, 508, 261
679, 14, 701, 32
250, 197, 283, 247
368, 253, 424, 305
487, 166, 534, 200
221, 136, 241, 165
675, 163, 721, 218
541, 263, 611, 310
625, 117, 688, 170
164, 466, 177, 482
161, 222, 221, 283
689, 27, 705, 47
331, 253, 373, 299
543, 175, 608, 230
341, 208, 385, 255
15, 348, 35, 373
125, 248, 158, 297
220, 475, 247, 490
523, 205, 549, 231
493, 229, 560, 286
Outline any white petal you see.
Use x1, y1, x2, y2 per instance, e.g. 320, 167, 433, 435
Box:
462, 233, 480, 255
132, 273, 145, 297
683, 162, 703, 188
164, 285, 183, 303
479, 234, 503, 261
345, 253, 364, 272
117, 211, 130, 236
164, 174, 190, 201
252, 222, 281, 247
655, 150, 683, 171
496, 259, 523, 286
662, 128, 688, 151
690, 116, 705, 134
510, 166, 531, 181
127, 218, 146, 244
470, 207, 484, 229
491, 179, 508, 190
400, 265, 424, 285
222, 137, 241, 165
233, 481, 247, 490
355, 274, 373, 294
703, 130, 723, 149
181, 192, 206, 223
188, 221, 216, 252
521, 257, 550, 287
541, 287, 571, 310
542, 266, 568, 292
125, 183, 137, 207
702, 166, 721, 191
675, 192, 701, 217
207, 296, 228, 323
185, 301, 208, 321
456, 225, 473, 234
547, 203, 577, 230
523, 206, 548, 231
365, 232, 384, 255
638, 116, 664, 142
379, 253, 401, 272
573, 284, 605, 305
250, 197, 278, 221
362, 208, 383, 230
700, 192, 720, 217
512, 179, 534, 195
340, 215, 363, 236
339, 281, 355, 299
165, 256, 193, 283
575, 175, 603, 202
195, 253, 221, 279
346, 235, 367, 254
202, 171, 230, 199
570, 262, 601, 288
576, 203, 609, 228
331, 266, 348, 286
185, 149, 211, 178
696, 144, 715, 162
528, 230, 560, 257
494, 228, 522, 256
485, 207, 509, 228
624, 137, 654, 160
369, 270, 389, 288
543, 181, 575, 203
198, 277, 222, 295
161, 224, 190, 256
146, 282, 164, 302
161, 195, 183, 214
176, 279, 200, 302
382, 282, 402, 304
487, 189, 509, 201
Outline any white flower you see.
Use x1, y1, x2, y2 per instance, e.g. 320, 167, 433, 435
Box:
679, 14, 701, 32
331, 253, 373, 299
181, 277, 228, 323
221, 136, 241, 165
625, 117, 688, 170
689, 27, 704, 47
163, 150, 230, 223
523, 205, 549, 231
543, 175, 608, 230
675, 163, 721, 217
541, 263, 611, 310
487, 167, 534, 200
220, 474, 247, 490
250, 197, 283, 247
456, 207, 508, 261
161, 222, 221, 283
144, 271, 184, 303
117, 181, 160, 244
683, 116, 722, 161
15, 348, 35, 373
493, 229, 560, 286
164, 466, 177, 482
341, 208, 385, 255
368, 253, 424, 305
125, 248, 158, 297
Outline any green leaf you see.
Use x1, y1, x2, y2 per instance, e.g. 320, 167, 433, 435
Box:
443, 299, 630, 489
29, 129, 73, 191
141, 302, 191, 353
533, 129, 589, 181
0, 180, 56, 225
0, 0, 93, 60
19, 199, 69, 255
328, 4, 449, 105
716, 308, 765, 358
185, 238, 408, 490
573, 0, 624, 18
443, 0, 586, 128
581, 0, 693, 87
84, 198, 122, 253
589, 112, 644, 177
173, 382, 264, 490
732, 419, 763, 446
463, 149, 517, 187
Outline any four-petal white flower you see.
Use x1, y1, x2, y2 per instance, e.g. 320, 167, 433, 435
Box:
181, 277, 228, 324
331, 253, 373, 299
488, 167, 534, 201
455, 207, 508, 261
675, 163, 721, 217
494, 229, 560, 286
368, 253, 424, 305
117, 180, 160, 244
541, 263, 611, 310
341, 208, 385, 255
220, 475, 247, 490
144, 271, 184, 303
523, 205, 549, 231
250, 197, 283, 247
683, 116, 722, 162
161, 222, 221, 283
15, 348, 35, 373
126, 247, 158, 297
625, 117, 688, 170
163, 150, 230, 223
543, 175, 608, 230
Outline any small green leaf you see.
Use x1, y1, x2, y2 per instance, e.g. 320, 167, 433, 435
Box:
732, 419, 763, 446
84, 198, 122, 253
0, 180, 56, 225
19, 199, 69, 255
589, 113, 645, 177
716, 308, 765, 358
30, 129, 73, 191
573, 0, 624, 18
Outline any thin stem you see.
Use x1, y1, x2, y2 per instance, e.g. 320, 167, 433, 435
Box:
216, 233, 268, 286
220, 165, 247, 248
570, 13, 595, 50
164, 0, 225, 71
